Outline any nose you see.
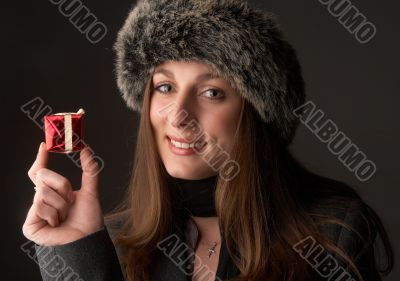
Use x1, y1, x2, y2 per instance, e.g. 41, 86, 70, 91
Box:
167, 89, 195, 129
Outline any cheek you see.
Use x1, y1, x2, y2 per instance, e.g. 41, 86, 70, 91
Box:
204, 107, 239, 148
150, 93, 173, 121
149, 97, 165, 135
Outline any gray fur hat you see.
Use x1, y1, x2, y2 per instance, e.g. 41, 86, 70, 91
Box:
114, 0, 305, 145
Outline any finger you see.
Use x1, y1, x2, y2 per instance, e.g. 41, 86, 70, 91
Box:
34, 184, 69, 222
34, 201, 59, 227
80, 146, 100, 198
35, 168, 74, 204
28, 142, 49, 185
22, 203, 46, 239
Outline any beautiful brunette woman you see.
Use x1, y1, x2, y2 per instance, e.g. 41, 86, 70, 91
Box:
22, 1, 393, 281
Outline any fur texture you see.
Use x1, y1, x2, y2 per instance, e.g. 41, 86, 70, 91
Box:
114, 0, 306, 145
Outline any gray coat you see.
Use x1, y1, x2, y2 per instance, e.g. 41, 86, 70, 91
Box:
33, 201, 382, 281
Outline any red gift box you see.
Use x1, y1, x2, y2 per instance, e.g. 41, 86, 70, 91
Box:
44, 108, 85, 154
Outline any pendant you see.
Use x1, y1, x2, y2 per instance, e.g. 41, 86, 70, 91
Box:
207, 242, 218, 258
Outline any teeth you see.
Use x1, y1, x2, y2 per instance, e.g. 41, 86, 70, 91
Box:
170, 138, 205, 149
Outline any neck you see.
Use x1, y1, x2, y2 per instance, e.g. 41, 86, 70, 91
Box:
169, 174, 219, 217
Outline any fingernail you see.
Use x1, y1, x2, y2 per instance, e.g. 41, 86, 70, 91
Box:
39, 142, 46, 152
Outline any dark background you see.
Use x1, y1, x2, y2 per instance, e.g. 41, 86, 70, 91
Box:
2, 0, 398, 280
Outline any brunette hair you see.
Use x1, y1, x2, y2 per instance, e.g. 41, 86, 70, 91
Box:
105, 73, 393, 281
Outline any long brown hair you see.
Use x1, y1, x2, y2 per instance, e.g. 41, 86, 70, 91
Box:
105, 75, 394, 281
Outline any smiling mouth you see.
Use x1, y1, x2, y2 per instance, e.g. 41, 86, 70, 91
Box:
166, 136, 207, 151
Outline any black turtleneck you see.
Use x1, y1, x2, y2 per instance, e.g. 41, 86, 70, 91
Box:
169, 174, 219, 217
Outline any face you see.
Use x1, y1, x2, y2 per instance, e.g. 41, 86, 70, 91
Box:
149, 60, 243, 180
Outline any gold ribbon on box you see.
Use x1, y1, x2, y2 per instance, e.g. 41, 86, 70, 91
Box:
54, 108, 85, 152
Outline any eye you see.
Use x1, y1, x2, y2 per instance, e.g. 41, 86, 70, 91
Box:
154, 84, 173, 94
154, 84, 225, 100
202, 88, 225, 100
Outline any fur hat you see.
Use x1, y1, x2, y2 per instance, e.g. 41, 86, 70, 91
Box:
114, 0, 305, 145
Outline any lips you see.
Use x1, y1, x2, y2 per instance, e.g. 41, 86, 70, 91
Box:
167, 135, 207, 146
166, 135, 207, 155
167, 135, 198, 144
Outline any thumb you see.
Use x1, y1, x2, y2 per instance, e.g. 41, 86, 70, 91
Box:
80, 146, 100, 197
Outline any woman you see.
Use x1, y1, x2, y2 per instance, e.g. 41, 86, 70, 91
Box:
22, 0, 393, 281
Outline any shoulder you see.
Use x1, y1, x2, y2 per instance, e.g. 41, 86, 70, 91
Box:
304, 179, 383, 280
303, 174, 376, 246
304, 175, 377, 254
315, 199, 377, 259
103, 211, 130, 265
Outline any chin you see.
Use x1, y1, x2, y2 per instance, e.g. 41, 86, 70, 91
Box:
164, 164, 207, 180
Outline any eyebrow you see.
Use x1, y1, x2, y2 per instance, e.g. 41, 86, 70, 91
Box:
153, 68, 221, 81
